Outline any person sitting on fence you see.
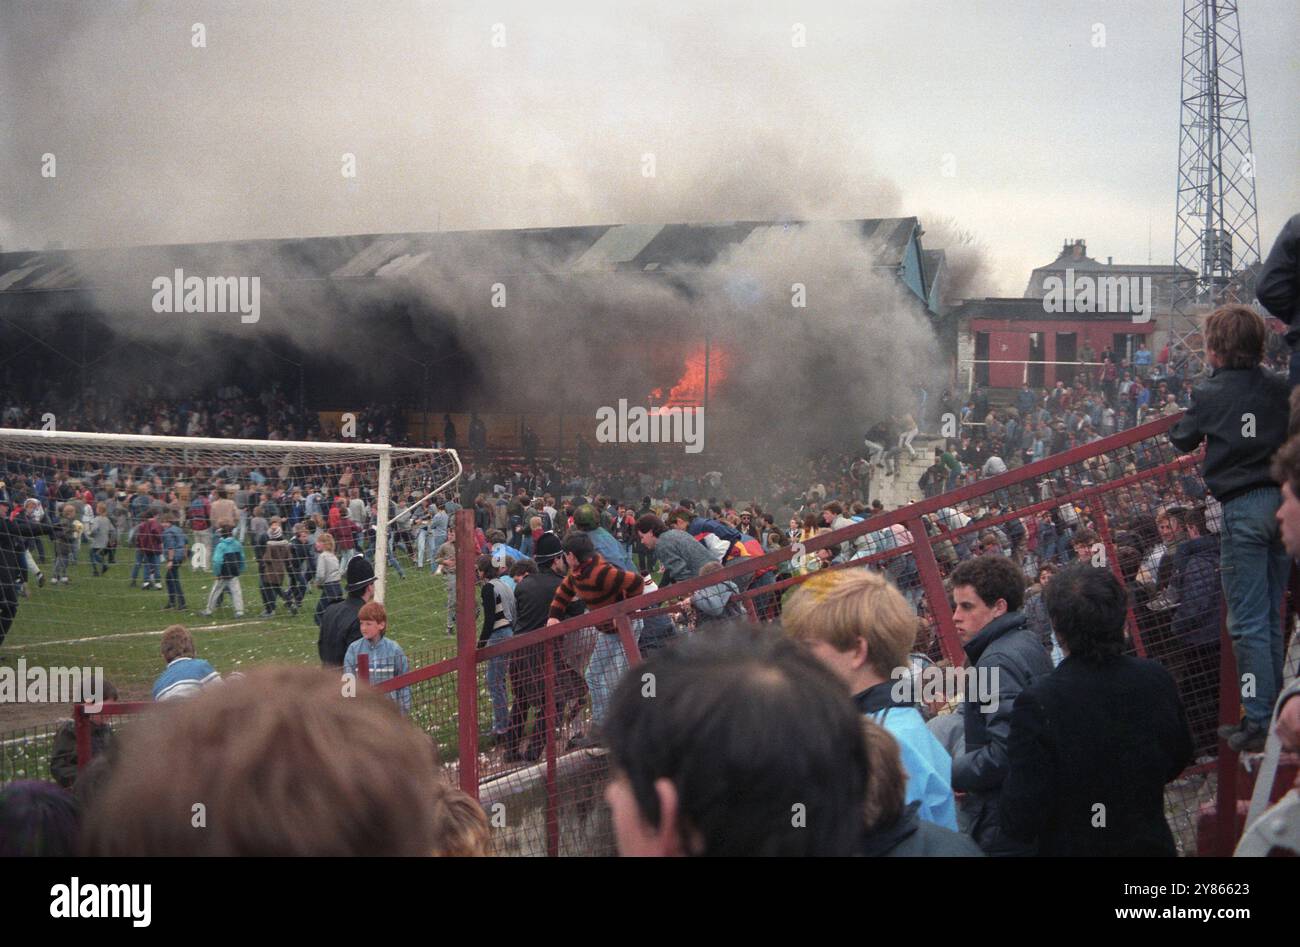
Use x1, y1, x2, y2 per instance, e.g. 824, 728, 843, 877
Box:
201, 526, 245, 618
50, 679, 119, 789
783, 568, 958, 831
1001, 563, 1194, 856
343, 601, 411, 716
83, 665, 446, 855
152, 624, 222, 702
601, 621, 869, 856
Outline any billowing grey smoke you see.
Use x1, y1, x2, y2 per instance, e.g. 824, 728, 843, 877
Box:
1, 2, 990, 460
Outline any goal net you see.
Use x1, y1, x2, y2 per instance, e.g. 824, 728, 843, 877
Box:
0, 428, 460, 705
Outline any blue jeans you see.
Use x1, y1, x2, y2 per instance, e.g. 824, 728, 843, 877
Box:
1219, 487, 1290, 726
586, 631, 631, 728
486, 626, 513, 733
1289, 347, 1300, 388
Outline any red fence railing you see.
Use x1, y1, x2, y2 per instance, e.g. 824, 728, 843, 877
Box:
72, 412, 1299, 855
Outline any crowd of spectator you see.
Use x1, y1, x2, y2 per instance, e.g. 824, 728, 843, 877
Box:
3, 216, 1300, 857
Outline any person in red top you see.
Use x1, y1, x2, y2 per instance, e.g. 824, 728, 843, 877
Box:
546, 531, 644, 738
330, 514, 361, 567
133, 510, 164, 590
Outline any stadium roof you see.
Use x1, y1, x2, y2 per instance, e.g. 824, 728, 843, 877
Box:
0, 218, 924, 295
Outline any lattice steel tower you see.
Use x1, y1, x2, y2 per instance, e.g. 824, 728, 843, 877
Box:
1170, 0, 1261, 375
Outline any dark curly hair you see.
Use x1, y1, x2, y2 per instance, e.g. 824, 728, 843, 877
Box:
949, 554, 1025, 613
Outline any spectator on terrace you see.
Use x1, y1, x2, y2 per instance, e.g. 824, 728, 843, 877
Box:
949, 554, 1054, 856
1001, 563, 1194, 855
84, 665, 446, 855
1170, 304, 1291, 754
784, 568, 958, 830
861, 719, 983, 856
602, 622, 869, 856
0, 781, 81, 856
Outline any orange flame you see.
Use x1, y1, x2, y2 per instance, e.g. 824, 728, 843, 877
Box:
652, 346, 729, 408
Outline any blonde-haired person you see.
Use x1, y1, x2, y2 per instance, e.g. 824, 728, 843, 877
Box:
313, 531, 343, 628
784, 569, 957, 830
430, 786, 491, 856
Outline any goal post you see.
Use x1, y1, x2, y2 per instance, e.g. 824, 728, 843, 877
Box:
0, 427, 461, 695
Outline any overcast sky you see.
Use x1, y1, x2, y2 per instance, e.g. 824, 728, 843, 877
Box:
2, 0, 1296, 295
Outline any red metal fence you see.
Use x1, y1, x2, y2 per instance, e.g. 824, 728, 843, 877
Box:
68, 411, 1299, 855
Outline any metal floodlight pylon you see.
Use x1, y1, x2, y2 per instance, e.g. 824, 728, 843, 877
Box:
1170, 0, 1261, 376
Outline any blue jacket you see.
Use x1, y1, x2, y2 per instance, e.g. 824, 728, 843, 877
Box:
1170, 535, 1222, 647
152, 656, 221, 701
344, 635, 412, 715
162, 524, 187, 563
211, 536, 244, 576
686, 516, 742, 545
856, 683, 959, 831
584, 527, 634, 572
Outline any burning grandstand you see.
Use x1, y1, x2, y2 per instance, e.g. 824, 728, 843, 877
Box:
0, 217, 953, 462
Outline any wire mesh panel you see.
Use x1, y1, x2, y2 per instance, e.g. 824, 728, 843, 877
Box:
389, 414, 1248, 856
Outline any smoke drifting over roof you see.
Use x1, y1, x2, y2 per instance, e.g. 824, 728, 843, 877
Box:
1, 2, 987, 457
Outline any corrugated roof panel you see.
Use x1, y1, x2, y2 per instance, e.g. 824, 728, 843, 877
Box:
0, 263, 42, 292
330, 237, 412, 279
572, 224, 659, 270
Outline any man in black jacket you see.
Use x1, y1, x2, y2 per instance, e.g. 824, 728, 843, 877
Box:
1256, 212, 1299, 385
949, 554, 1054, 856
1002, 563, 1194, 856
318, 557, 376, 668
0, 497, 53, 647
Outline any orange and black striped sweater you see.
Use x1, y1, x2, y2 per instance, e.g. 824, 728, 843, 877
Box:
548, 553, 644, 623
